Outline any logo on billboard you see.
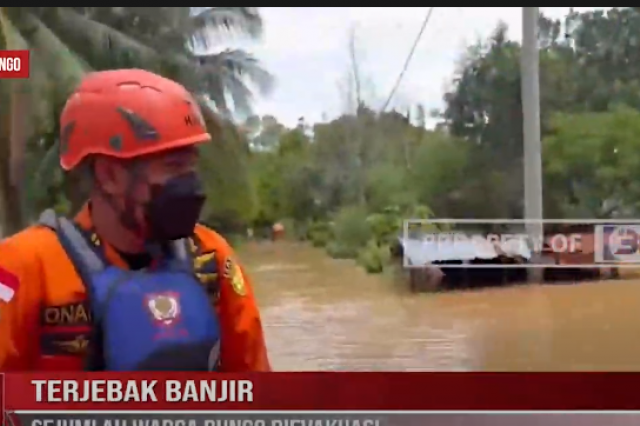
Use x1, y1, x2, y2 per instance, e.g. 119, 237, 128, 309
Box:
595, 224, 640, 263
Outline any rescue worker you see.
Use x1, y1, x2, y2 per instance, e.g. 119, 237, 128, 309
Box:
0, 69, 271, 371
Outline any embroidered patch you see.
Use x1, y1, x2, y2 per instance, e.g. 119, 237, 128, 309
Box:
40, 302, 92, 357
41, 332, 89, 356
223, 257, 233, 278
193, 249, 220, 302
146, 292, 181, 326
41, 302, 92, 326
194, 251, 216, 271
224, 258, 246, 296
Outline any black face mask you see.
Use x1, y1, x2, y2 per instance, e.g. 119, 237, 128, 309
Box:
144, 172, 206, 242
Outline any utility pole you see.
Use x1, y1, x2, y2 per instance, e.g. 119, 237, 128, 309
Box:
521, 7, 544, 283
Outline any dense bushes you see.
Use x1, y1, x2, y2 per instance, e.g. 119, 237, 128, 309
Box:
285, 203, 431, 274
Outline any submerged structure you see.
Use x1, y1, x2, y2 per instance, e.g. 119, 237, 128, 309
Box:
395, 228, 619, 292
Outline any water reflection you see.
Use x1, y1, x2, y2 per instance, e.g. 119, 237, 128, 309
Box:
240, 241, 640, 371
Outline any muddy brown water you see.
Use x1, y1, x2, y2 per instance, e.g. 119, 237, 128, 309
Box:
239, 241, 640, 371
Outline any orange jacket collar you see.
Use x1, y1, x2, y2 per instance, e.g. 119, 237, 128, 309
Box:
73, 203, 128, 268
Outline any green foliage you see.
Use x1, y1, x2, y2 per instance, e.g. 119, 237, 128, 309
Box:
6, 4, 640, 276
357, 240, 391, 274
543, 106, 640, 217
325, 241, 359, 260
364, 164, 415, 212
440, 8, 640, 219
199, 120, 256, 233
308, 221, 332, 247
241, 8, 640, 275
244, 97, 472, 272
365, 212, 397, 246
331, 205, 371, 253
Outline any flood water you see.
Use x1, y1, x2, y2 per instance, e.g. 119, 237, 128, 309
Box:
240, 241, 640, 371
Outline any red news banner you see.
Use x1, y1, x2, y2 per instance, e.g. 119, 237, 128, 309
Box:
2, 372, 640, 411
0, 50, 30, 79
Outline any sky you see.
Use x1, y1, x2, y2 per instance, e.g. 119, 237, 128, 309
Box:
232, 7, 608, 128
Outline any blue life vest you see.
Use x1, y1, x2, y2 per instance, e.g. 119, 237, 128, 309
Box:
39, 209, 222, 371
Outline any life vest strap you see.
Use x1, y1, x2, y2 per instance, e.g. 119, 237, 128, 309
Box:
39, 209, 193, 271
38, 209, 108, 371
39, 209, 107, 274
168, 238, 193, 272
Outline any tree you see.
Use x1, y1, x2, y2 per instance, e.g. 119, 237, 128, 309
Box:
440, 8, 640, 220
544, 107, 640, 218
441, 23, 525, 219
250, 125, 324, 225
566, 8, 640, 112
199, 118, 256, 233
0, 7, 272, 235
245, 115, 286, 151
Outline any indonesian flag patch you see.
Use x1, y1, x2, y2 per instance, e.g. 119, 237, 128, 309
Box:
0, 266, 19, 302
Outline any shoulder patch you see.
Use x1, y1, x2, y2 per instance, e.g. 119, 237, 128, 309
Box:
192, 246, 220, 302
40, 302, 92, 357
223, 257, 246, 296
223, 257, 233, 278
194, 251, 217, 272
41, 302, 92, 326
41, 333, 90, 356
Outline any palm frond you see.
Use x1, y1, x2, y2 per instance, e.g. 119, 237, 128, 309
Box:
219, 72, 254, 115
0, 8, 29, 49
189, 7, 263, 50
197, 49, 273, 113
24, 14, 89, 94
33, 138, 60, 183
197, 96, 224, 139
203, 78, 230, 115
45, 8, 162, 71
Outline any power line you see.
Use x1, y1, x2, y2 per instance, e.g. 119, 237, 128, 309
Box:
381, 7, 435, 112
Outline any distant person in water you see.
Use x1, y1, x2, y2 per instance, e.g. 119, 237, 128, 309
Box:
272, 222, 285, 241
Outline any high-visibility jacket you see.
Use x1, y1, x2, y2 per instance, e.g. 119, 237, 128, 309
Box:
0, 205, 270, 371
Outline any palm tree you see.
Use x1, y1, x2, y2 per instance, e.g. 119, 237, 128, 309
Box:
0, 7, 272, 235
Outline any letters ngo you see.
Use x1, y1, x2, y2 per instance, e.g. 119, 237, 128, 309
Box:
0, 50, 30, 79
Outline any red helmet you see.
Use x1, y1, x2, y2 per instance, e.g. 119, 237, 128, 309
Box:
59, 69, 211, 170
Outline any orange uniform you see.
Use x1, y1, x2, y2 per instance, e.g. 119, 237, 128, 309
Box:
0, 205, 270, 371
